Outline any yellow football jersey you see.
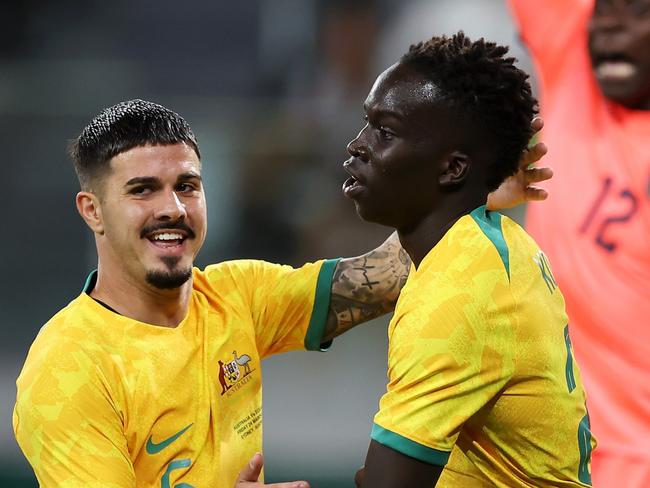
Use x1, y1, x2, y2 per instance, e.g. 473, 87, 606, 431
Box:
13, 258, 338, 488
372, 206, 595, 487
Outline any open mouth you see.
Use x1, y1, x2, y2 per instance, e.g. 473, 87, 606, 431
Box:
342, 167, 366, 198
594, 54, 638, 81
147, 231, 187, 248
343, 175, 362, 190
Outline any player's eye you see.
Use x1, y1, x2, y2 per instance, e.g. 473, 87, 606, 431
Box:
176, 183, 197, 193
378, 127, 394, 141
129, 185, 152, 195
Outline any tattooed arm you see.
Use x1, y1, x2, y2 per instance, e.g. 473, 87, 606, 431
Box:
323, 232, 410, 342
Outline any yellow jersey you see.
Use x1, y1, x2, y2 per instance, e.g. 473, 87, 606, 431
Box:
13, 258, 338, 488
372, 206, 595, 487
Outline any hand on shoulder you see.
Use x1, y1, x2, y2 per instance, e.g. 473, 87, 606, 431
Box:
487, 117, 553, 210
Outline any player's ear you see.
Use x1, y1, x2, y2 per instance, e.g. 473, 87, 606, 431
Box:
438, 151, 471, 188
76, 191, 105, 235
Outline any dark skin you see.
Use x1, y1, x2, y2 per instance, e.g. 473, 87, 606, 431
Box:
589, 0, 650, 108
235, 87, 552, 488
344, 62, 504, 487
322, 117, 550, 343
236, 130, 551, 488
355, 441, 444, 488
345, 62, 491, 267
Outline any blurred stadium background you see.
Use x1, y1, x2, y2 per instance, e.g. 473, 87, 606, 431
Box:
0, 0, 534, 485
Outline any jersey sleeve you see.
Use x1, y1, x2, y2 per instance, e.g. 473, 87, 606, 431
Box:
372, 285, 516, 466
13, 336, 136, 487
204, 258, 339, 358
509, 0, 593, 87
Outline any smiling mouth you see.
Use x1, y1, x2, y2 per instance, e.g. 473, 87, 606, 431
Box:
148, 232, 187, 248
141, 222, 195, 251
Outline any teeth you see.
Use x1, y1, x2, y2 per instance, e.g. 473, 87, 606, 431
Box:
596, 61, 636, 79
152, 233, 183, 241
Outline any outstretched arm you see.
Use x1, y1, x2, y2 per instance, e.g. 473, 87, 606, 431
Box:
323, 231, 409, 342
323, 118, 551, 341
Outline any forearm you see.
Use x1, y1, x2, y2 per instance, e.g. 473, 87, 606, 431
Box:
323, 232, 410, 342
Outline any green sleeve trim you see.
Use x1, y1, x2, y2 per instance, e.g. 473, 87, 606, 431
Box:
371, 423, 451, 466
470, 205, 510, 279
304, 258, 340, 351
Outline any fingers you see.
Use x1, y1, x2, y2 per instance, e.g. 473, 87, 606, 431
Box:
524, 186, 549, 201
236, 452, 264, 483
521, 142, 548, 168
266, 482, 310, 488
531, 116, 544, 133
235, 452, 310, 488
524, 166, 553, 184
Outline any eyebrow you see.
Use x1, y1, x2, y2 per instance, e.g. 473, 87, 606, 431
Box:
363, 104, 405, 121
125, 176, 158, 187
124, 172, 203, 187
177, 172, 202, 182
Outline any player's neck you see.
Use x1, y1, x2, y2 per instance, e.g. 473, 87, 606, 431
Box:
397, 198, 485, 269
90, 262, 192, 328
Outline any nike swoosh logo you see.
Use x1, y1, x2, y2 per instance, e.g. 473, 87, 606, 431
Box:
146, 423, 193, 455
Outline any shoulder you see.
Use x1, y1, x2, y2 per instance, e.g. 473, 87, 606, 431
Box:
18, 295, 122, 391
31, 294, 106, 352
195, 259, 327, 293
16, 301, 112, 416
14, 301, 125, 469
419, 212, 511, 285
501, 215, 539, 252
395, 214, 515, 331
196, 259, 283, 285
193, 260, 301, 312
500, 215, 556, 280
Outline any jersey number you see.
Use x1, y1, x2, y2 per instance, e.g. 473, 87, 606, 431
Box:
579, 177, 639, 253
161, 459, 195, 488
564, 325, 593, 484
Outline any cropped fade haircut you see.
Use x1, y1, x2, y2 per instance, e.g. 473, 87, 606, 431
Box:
401, 32, 538, 191
69, 99, 200, 192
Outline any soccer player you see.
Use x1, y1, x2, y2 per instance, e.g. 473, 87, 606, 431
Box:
509, 0, 650, 485
12, 99, 547, 488
345, 33, 596, 487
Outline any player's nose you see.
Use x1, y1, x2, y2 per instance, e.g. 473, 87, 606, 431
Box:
347, 131, 369, 163
154, 189, 188, 221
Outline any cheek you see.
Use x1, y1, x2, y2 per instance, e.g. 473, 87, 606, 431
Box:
192, 197, 208, 225
103, 202, 148, 239
186, 197, 208, 241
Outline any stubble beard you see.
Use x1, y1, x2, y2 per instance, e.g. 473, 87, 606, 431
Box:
145, 256, 192, 290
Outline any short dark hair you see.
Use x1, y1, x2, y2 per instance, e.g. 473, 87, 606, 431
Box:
401, 32, 538, 191
69, 99, 200, 191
